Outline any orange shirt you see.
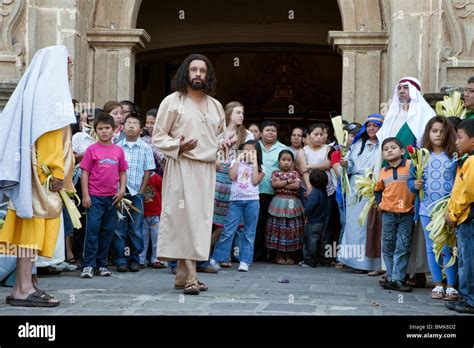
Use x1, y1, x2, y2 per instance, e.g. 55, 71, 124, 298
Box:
375, 158, 415, 213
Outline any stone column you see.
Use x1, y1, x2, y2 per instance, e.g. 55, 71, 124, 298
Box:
86, 29, 150, 108
387, 0, 444, 92
328, 31, 388, 124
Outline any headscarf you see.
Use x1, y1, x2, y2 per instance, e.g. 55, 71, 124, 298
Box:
0, 45, 76, 218
376, 77, 436, 146
352, 113, 384, 146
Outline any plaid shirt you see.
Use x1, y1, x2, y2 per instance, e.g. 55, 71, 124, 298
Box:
117, 137, 156, 195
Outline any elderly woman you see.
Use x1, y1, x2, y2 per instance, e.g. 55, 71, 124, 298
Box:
254, 121, 288, 261
339, 113, 384, 273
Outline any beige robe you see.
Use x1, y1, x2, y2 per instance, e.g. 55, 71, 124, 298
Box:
153, 92, 225, 261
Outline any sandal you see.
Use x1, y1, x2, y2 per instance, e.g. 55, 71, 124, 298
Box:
444, 287, 459, 301
220, 262, 232, 268
197, 280, 208, 291
335, 262, 344, 269
275, 258, 287, 265
405, 277, 416, 287
6, 290, 59, 307
286, 259, 295, 265
405, 274, 426, 288
152, 262, 167, 269
175, 280, 208, 292
431, 286, 445, 300
183, 280, 200, 295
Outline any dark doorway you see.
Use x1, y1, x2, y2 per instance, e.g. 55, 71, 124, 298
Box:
135, 0, 342, 143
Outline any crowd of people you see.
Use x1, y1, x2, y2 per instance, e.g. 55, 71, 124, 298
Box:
0, 47, 473, 314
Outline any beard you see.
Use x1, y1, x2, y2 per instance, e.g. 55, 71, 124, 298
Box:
398, 97, 411, 104
189, 78, 207, 90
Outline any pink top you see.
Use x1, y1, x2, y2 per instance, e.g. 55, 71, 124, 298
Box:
80, 142, 128, 196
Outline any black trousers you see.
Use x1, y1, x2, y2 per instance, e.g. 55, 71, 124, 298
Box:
73, 178, 86, 262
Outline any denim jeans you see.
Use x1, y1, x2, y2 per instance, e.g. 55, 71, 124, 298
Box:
62, 207, 74, 237
139, 216, 160, 265
456, 219, 474, 306
301, 188, 335, 260
420, 215, 457, 284
231, 228, 243, 261
83, 195, 117, 268
381, 212, 414, 282
113, 193, 144, 265
212, 199, 260, 265
337, 198, 346, 246
303, 222, 325, 267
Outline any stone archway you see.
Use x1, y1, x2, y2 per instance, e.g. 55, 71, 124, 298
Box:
3, 1, 472, 118
0, 0, 388, 120
88, 0, 387, 123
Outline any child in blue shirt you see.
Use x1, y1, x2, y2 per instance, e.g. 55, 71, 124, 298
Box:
299, 169, 330, 267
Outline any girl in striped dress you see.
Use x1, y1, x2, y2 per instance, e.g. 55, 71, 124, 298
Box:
266, 150, 304, 264
213, 102, 253, 266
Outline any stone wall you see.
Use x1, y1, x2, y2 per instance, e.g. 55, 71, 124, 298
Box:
0, 0, 25, 109
0, 0, 94, 109
1, 0, 473, 118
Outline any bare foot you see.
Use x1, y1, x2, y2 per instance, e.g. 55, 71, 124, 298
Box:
10, 285, 36, 300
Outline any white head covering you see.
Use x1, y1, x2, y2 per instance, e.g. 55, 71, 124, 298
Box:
0, 45, 76, 218
377, 76, 436, 146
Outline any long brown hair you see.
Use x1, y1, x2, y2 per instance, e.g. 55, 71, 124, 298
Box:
421, 116, 457, 157
171, 54, 217, 96
225, 101, 248, 148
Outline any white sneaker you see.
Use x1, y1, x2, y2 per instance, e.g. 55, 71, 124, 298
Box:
52, 261, 78, 272
238, 262, 249, 272
209, 258, 221, 270
80, 267, 94, 278
50, 262, 68, 271
97, 267, 111, 277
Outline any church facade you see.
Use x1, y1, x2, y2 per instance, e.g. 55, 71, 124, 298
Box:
0, 0, 473, 124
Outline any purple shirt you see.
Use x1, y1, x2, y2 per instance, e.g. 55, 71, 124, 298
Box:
80, 142, 128, 196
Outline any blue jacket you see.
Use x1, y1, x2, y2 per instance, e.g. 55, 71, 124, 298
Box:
304, 188, 329, 224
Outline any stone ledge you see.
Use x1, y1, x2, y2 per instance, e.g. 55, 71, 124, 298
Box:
328, 31, 388, 52
0, 80, 19, 111
87, 29, 151, 51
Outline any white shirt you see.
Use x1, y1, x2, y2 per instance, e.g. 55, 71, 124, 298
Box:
389, 109, 408, 138
302, 145, 335, 196
72, 131, 96, 154
229, 159, 263, 201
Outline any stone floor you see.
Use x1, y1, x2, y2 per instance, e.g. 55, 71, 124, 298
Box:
0, 262, 467, 316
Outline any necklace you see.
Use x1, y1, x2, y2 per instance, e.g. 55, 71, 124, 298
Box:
188, 96, 209, 124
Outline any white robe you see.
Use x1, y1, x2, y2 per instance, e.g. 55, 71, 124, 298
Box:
153, 92, 225, 261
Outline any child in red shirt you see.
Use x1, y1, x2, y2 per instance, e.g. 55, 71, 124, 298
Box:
139, 172, 165, 268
